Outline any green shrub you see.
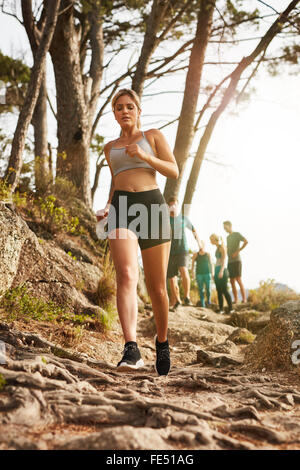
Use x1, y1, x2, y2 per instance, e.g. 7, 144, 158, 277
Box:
0, 175, 12, 202
52, 177, 78, 202
0, 374, 6, 390
34, 195, 80, 234
0, 285, 89, 325
96, 251, 116, 309
248, 279, 300, 311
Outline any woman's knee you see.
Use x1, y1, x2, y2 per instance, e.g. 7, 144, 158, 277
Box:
148, 283, 168, 300
115, 266, 139, 286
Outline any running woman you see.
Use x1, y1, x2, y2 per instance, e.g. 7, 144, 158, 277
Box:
97, 89, 178, 375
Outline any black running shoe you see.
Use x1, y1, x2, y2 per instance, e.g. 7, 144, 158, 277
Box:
171, 301, 181, 312
154, 335, 171, 376
117, 342, 144, 371
184, 297, 192, 306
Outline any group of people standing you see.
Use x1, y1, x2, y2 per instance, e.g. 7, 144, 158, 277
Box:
166, 198, 248, 314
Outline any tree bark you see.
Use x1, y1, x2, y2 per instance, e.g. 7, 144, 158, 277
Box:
31, 72, 51, 193
22, 0, 51, 194
182, 0, 300, 213
49, 0, 104, 208
4, 0, 61, 194
132, 0, 169, 97
163, 0, 216, 203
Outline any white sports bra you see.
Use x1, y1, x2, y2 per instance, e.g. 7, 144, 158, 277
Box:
109, 131, 155, 177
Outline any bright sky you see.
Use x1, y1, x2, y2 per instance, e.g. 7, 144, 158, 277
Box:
1, 3, 300, 293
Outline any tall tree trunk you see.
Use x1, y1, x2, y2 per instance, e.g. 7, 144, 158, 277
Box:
87, 7, 104, 131
182, 0, 300, 214
32, 72, 51, 193
163, 0, 216, 203
49, 0, 103, 208
50, 0, 90, 206
132, 0, 169, 97
22, 0, 51, 194
4, 0, 61, 194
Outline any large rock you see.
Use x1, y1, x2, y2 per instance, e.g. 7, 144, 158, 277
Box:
168, 306, 235, 346
244, 300, 300, 371
0, 203, 29, 293
0, 203, 104, 316
227, 309, 270, 333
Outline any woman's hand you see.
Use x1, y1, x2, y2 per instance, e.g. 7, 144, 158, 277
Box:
218, 270, 224, 279
125, 143, 147, 161
96, 206, 109, 222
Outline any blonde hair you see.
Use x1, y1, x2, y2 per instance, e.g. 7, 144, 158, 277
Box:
210, 234, 223, 246
111, 88, 141, 129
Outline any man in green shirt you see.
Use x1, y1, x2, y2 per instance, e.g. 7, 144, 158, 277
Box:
223, 220, 248, 303
167, 197, 201, 310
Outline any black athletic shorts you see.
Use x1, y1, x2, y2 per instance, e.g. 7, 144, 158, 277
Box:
167, 252, 190, 279
228, 260, 242, 279
106, 188, 171, 251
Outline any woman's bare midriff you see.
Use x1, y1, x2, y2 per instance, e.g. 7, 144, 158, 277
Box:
113, 168, 158, 192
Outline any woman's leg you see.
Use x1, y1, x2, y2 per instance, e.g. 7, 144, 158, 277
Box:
205, 274, 211, 305
108, 228, 139, 343
214, 274, 224, 310
141, 241, 170, 342
169, 276, 181, 306
179, 266, 191, 300
220, 270, 232, 310
196, 274, 205, 307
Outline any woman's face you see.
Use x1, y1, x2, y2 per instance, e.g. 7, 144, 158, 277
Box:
114, 94, 140, 128
210, 236, 217, 245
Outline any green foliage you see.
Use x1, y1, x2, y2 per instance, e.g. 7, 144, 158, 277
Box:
67, 251, 77, 261
225, 0, 259, 24
34, 195, 80, 234
96, 250, 116, 309
0, 51, 30, 84
0, 285, 92, 326
12, 191, 28, 209
248, 279, 300, 312
0, 176, 12, 202
96, 302, 117, 332
282, 44, 300, 65
52, 177, 79, 202
0, 51, 30, 113
90, 133, 105, 156
0, 285, 69, 322
0, 374, 6, 390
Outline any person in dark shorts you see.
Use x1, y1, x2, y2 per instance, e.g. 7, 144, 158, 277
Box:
210, 234, 233, 314
167, 197, 201, 310
223, 221, 248, 303
97, 89, 179, 375
191, 241, 213, 308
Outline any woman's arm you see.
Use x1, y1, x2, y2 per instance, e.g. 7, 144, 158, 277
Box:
125, 129, 179, 179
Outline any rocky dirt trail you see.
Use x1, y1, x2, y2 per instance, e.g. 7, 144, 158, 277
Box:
1, 303, 300, 450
